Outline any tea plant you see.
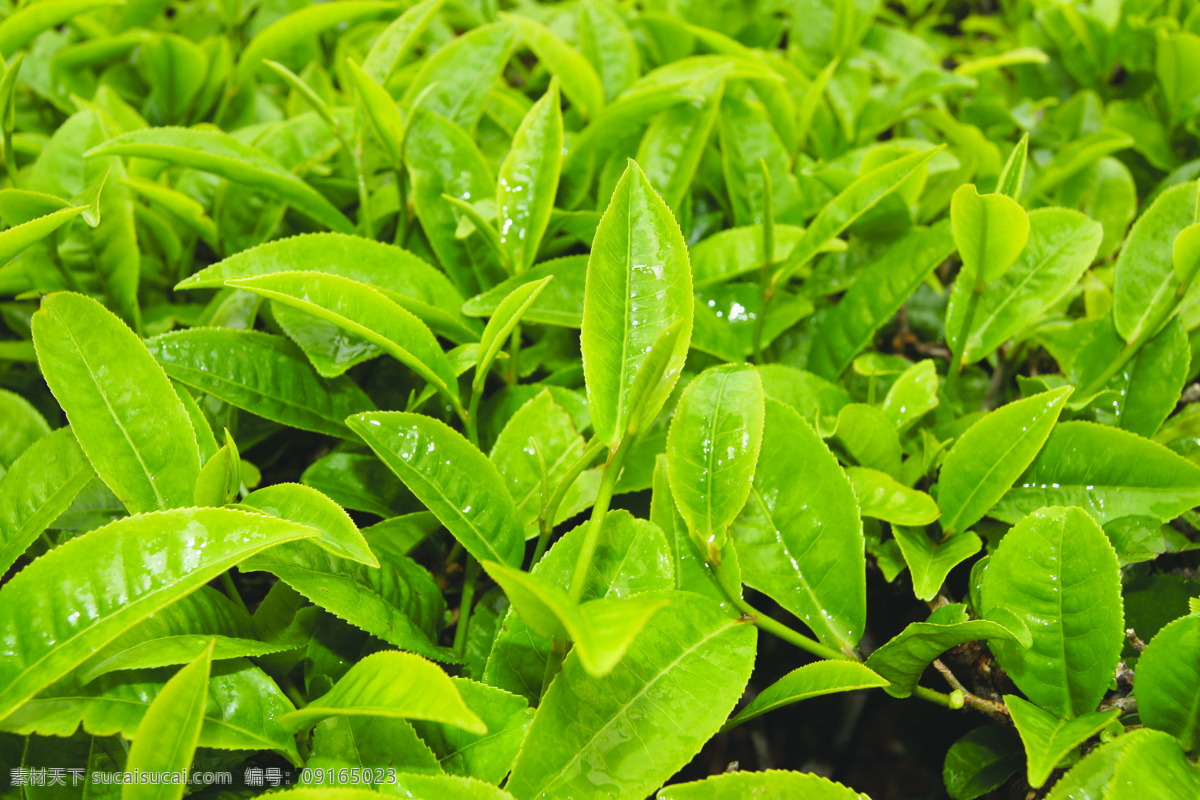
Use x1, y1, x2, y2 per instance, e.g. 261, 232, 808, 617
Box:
0, 0, 1199, 798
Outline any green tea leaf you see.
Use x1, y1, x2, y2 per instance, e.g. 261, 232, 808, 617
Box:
1007, 695, 1119, 788
403, 21, 517, 132
241, 482, 377, 567
980, 506, 1123, 719
145, 328, 376, 439
475, 277, 553, 391
506, 593, 756, 800
943, 726, 1023, 800
667, 365, 764, 558
348, 412, 525, 567
0, 206, 85, 265
1136, 614, 1200, 750
581, 160, 693, 448
892, 527, 981, 601
279, 651, 485, 735
411, 678, 532, 785
510, 15, 604, 121
123, 641, 214, 800
497, 81, 563, 273
731, 398, 864, 652
725, 661, 888, 727
0, 508, 316, 722
658, 770, 867, 799
950, 183, 1029, 286
193, 432, 239, 507
1118, 316, 1190, 438
362, 0, 445, 83
847, 467, 939, 526
0, 0, 121, 54
33, 292, 200, 514
937, 387, 1071, 536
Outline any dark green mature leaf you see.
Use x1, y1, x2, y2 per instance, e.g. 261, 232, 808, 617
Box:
145, 329, 376, 439
1007, 695, 1119, 788
864, 603, 1027, 697
937, 388, 1071, 536
123, 641, 214, 800
582, 160, 693, 448
726, 661, 888, 727
943, 726, 1023, 800
177, 233, 478, 344
992, 422, 1200, 526
658, 770, 867, 799
1136, 614, 1200, 750
349, 412, 524, 567
85, 128, 355, 234
0, 427, 93, 575
980, 506, 1124, 719
1118, 316, 1190, 437
280, 651, 485, 735
0, 508, 316, 722
506, 592, 756, 800
1044, 728, 1200, 800
731, 398, 864, 653
33, 292, 200, 514
667, 365, 765, 558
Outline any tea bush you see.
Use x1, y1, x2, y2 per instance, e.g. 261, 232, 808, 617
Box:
0, 0, 1198, 798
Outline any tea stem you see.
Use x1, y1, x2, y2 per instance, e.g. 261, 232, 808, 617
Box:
567, 437, 633, 603
453, 556, 480, 656
540, 626, 568, 700
532, 437, 606, 568
219, 571, 251, 618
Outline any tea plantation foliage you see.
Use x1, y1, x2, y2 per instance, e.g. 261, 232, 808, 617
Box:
0, 0, 1198, 798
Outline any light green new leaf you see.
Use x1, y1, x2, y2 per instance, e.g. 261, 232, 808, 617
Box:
363, 0, 445, 83
667, 365, 765, 558
1136, 615, 1200, 750
834, 403, 902, 479
1113, 181, 1198, 345
950, 209, 1102, 365
996, 133, 1028, 199
33, 292, 200, 514
509, 15, 604, 121
0, 0, 121, 54
882, 360, 940, 430
306, 715, 441, 782
582, 160, 693, 448
229, 272, 461, 414
241, 483, 377, 568
892, 527, 981, 601
1118, 316, 1190, 438
0, 206, 85, 265
475, 277, 553, 391
992, 421, 1200, 526
348, 412, 524, 567
731, 398, 864, 652
0, 390, 49, 471
639, 86, 722, 214
658, 770, 867, 799
145, 329, 376, 439
240, 527, 452, 663
193, 432, 240, 508
981, 506, 1124, 719
497, 81, 562, 273
411, 678, 532, 785
463, 256, 586, 328
0, 427, 93, 575
950, 183, 1029, 286
122, 642, 215, 800
506, 593, 756, 800
1173, 221, 1200, 286
121, 177, 219, 251
0, 508, 316, 722
85, 128, 354, 234
482, 560, 668, 677
1045, 728, 1200, 800
773, 147, 942, 286
402, 21, 517, 132
345, 59, 406, 165
578, 0, 639, 102
280, 651, 485, 735
937, 387, 1071, 536
236, 1, 399, 83
864, 603, 1027, 698
725, 661, 888, 728
847, 468, 939, 526
1007, 695, 1119, 788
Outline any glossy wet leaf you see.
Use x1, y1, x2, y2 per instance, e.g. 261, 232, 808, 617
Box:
33, 292, 200, 514
725, 661, 888, 727
847, 468, 939, 526
582, 160, 693, 448
229, 273, 460, 412
1007, 695, 1119, 788
1136, 614, 1200, 750
943, 726, 1023, 800
506, 592, 756, 800
667, 365, 765, 558
145, 328, 376, 439
123, 641, 214, 800
937, 387, 1071, 536
864, 603, 1027, 697
730, 398, 864, 652
481, 559, 669, 677
192, 432, 239, 508
86, 128, 354, 234
892, 527, 981, 601
280, 651, 485, 735
0, 427, 93, 575
475, 277, 553, 390
980, 506, 1124, 719
0, 508, 316, 722
992, 421, 1200, 526
881, 360, 939, 430
241, 482, 376, 567
497, 81, 562, 273
349, 412, 524, 567
1044, 728, 1200, 800
658, 771, 867, 799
